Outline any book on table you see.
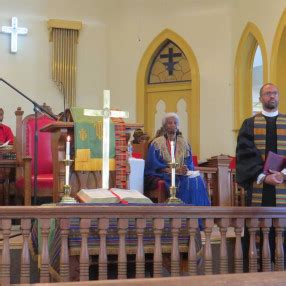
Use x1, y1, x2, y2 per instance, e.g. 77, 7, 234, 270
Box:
77, 188, 153, 204
263, 151, 286, 175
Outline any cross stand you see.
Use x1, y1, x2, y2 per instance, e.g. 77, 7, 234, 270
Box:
166, 162, 183, 204
61, 158, 77, 203
84, 90, 129, 190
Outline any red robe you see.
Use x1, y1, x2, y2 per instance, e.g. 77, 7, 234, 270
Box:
0, 123, 14, 145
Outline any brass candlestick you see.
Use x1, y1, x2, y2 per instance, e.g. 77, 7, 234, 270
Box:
61, 159, 77, 204
166, 162, 183, 204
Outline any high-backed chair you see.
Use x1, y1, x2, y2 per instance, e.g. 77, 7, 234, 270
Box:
15, 106, 56, 205
131, 135, 168, 203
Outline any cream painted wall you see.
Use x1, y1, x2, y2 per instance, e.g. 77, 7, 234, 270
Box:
0, 0, 110, 133
1, 0, 286, 160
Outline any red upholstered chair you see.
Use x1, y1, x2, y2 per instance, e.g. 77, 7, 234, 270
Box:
15, 106, 56, 205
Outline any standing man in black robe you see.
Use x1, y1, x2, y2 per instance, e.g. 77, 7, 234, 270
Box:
236, 83, 285, 205
236, 82, 286, 269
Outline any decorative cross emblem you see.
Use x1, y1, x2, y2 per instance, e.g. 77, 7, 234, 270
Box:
84, 90, 129, 189
160, 48, 182, 76
1, 17, 28, 53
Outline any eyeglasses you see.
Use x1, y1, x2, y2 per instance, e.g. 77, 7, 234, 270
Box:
262, 91, 279, 97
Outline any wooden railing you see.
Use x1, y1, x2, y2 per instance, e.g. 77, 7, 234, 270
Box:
1, 205, 286, 284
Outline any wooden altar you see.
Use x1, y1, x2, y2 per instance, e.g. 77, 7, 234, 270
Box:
41, 121, 143, 202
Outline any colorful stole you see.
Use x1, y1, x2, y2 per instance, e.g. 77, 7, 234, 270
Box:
252, 113, 286, 206
113, 117, 127, 189
153, 135, 190, 166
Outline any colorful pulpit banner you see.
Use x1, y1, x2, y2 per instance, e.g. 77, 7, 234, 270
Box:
70, 107, 116, 171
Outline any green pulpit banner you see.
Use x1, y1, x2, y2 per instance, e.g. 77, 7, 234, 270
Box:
71, 107, 115, 171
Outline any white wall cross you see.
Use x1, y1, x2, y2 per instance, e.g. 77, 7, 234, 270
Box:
1, 17, 28, 53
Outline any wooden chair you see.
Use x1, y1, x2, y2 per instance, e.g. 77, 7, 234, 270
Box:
15, 106, 56, 205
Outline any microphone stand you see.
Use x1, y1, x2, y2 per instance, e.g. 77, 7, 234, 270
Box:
0, 78, 58, 205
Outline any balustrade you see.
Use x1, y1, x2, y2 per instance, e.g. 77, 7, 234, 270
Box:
0, 206, 285, 284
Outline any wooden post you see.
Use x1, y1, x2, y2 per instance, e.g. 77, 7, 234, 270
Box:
23, 157, 32, 206
207, 155, 232, 206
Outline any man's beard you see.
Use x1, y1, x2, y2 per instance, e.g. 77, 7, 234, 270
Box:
264, 101, 278, 110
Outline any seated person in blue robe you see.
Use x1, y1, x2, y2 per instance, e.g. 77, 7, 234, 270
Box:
144, 113, 210, 206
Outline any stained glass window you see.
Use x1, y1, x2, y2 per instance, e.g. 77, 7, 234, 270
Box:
148, 40, 191, 84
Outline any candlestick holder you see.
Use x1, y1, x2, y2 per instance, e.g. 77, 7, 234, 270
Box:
166, 162, 183, 204
61, 184, 77, 203
61, 159, 77, 203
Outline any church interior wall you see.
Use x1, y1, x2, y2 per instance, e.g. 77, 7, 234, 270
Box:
1, 0, 286, 160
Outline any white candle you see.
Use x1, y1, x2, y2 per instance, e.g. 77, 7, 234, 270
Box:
65, 136, 71, 185
65, 165, 70, 185
171, 167, 175, 187
66, 135, 71, 160
170, 140, 175, 186
170, 141, 175, 163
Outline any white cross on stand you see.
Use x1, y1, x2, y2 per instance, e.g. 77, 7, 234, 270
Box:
84, 90, 129, 189
1, 17, 28, 53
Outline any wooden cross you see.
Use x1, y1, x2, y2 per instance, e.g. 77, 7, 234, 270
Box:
84, 90, 129, 189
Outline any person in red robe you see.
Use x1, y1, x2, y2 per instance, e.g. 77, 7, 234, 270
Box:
0, 108, 14, 145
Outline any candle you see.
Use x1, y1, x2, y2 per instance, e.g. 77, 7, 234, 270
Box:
65, 136, 71, 185
170, 141, 175, 163
171, 167, 175, 187
170, 140, 175, 186
66, 135, 71, 160
65, 165, 70, 185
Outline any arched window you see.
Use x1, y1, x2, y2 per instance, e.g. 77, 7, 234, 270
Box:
234, 22, 268, 131
148, 40, 191, 84
252, 45, 263, 114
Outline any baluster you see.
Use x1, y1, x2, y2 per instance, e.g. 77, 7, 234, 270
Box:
153, 218, 164, 278
21, 219, 31, 284
79, 218, 91, 281
60, 219, 70, 282
273, 218, 286, 271
171, 218, 181, 276
118, 218, 128, 279
203, 218, 214, 275
40, 218, 51, 283
98, 218, 109, 280
1, 219, 11, 285
232, 218, 244, 273
187, 219, 199, 276
246, 218, 259, 273
216, 218, 229, 274
260, 218, 271, 272
136, 218, 146, 278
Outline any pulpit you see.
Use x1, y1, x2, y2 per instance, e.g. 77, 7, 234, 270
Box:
41, 117, 143, 202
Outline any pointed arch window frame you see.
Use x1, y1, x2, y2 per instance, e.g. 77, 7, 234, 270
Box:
234, 22, 268, 132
